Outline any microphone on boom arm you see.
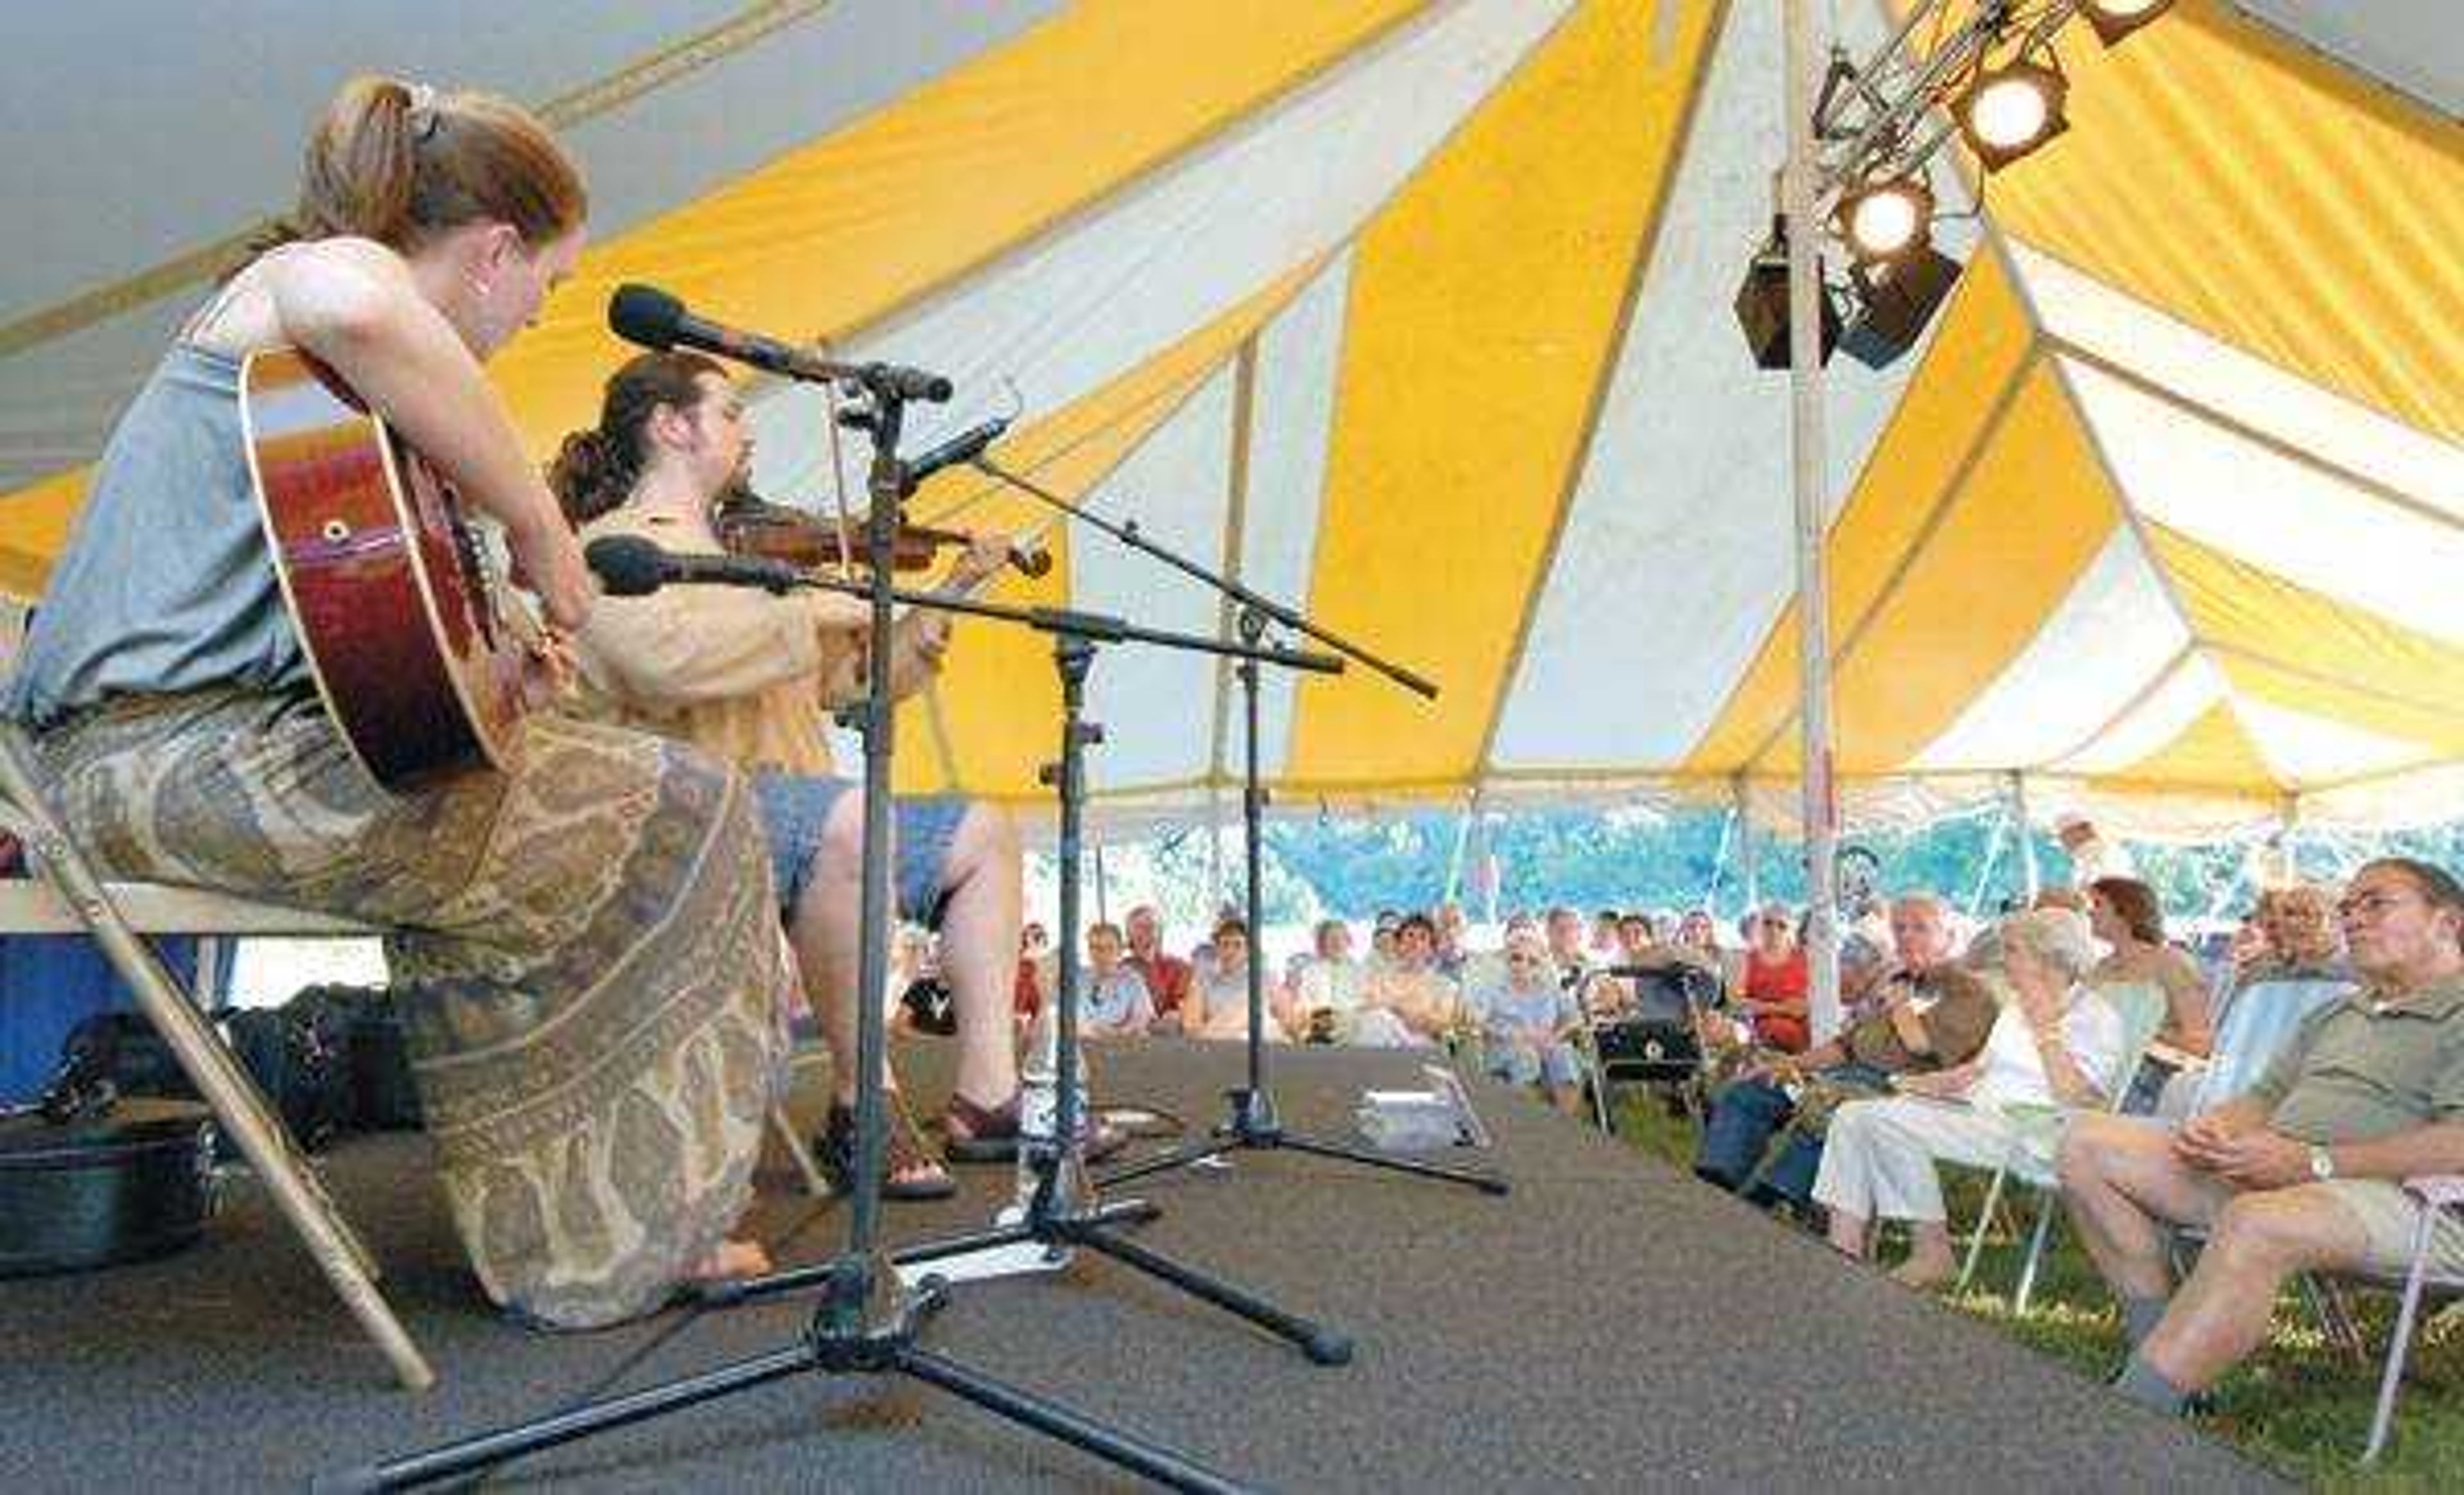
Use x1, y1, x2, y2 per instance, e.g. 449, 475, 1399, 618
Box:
606, 284, 951, 400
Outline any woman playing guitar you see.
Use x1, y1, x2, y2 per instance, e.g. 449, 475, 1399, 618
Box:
3, 76, 796, 1326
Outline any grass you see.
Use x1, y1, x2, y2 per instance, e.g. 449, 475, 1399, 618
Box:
1598, 1088, 2464, 1489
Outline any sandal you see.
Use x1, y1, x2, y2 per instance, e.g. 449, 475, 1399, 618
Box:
942, 1090, 1131, 1165
941, 1091, 1022, 1163
817, 1095, 955, 1200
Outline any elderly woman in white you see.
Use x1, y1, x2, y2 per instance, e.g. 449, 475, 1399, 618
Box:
1813, 908, 2126, 1287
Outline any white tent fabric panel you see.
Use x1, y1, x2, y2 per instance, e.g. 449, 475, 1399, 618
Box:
0, 0, 1062, 495
1073, 364, 1241, 794
1485, 0, 1926, 772
2232, 0, 2464, 115
2012, 243, 2464, 517
2067, 359, 2464, 647
773, 0, 1578, 502
2233, 694, 2437, 785
1228, 254, 1356, 782
1911, 526, 2189, 772
2056, 653, 2232, 776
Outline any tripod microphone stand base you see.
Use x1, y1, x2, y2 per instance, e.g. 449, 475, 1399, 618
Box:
1099, 1082, 1510, 1197
318, 1244, 1247, 1494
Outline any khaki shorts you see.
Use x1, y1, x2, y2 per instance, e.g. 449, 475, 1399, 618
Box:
2317, 1179, 2464, 1281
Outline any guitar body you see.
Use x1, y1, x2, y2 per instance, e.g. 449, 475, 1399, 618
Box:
239, 348, 526, 790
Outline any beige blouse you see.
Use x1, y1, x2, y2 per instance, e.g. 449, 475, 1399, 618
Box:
570, 506, 939, 775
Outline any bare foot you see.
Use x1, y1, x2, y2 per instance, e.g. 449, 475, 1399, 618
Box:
1888, 1254, 1955, 1290
689, 1238, 773, 1282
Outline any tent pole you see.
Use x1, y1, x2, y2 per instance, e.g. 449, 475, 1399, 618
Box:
1736, 775, 1761, 914
1443, 788, 1476, 905
1967, 803, 2008, 918
1206, 789, 1227, 918
1784, 0, 1842, 1045
2010, 771, 2039, 901
1092, 838, 1110, 928
1705, 801, 1738, 914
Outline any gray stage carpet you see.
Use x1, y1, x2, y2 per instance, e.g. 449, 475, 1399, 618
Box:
0, 1041, 2278, 1492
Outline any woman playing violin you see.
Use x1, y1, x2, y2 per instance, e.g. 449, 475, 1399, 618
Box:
552, 350, 1041, 1198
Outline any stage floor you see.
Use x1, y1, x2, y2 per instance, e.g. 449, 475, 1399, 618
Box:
0, 1041, 2278, 1492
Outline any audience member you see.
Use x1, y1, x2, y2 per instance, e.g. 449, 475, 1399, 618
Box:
1014, 921, 1054, 1021
2089, 876, 2213, 1061
1481, 930, 1585, 1115
1360, 912, 1460, 1044
894, 927, 956, 1037
1814, 908, 2125, 1286
1432, 900, 1473, 980
1544, 905, 1591, 991
2058, 858, 2464, 1418
1123, 904, 1194, 1036
1190, 916, 1288, 1043
1732, 901, 1812, 1053
1075, 921, 1155, 1039
1286, 918, 1365, 1043
1697, 923, 2001, 1209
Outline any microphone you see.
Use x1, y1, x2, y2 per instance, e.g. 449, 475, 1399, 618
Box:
900, 416, 1011, 492
585, 533, 805, 597
606, 283, 952, 400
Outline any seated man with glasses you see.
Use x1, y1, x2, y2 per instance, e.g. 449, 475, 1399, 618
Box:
2057, 857, 2464, 1417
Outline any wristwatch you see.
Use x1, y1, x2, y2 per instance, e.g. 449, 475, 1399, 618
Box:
2307, 1144, 2337, 1181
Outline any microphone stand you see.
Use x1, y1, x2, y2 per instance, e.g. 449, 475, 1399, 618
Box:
324, 375, 1262, 1495
710, 590, 1356, 1373
968, 457, 1506, 1200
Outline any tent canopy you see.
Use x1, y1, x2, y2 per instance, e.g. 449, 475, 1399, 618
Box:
3, 1, 2458, 834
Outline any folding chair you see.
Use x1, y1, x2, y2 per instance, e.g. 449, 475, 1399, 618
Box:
2360, 1174, 2464, 1463
0, 722, 436, 1390
1955, 980, 2169, 1311
1577, 962, 1719, 1134
0, 724, 825, 1390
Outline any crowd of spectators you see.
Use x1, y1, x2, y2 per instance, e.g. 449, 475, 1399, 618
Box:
894, 844, 2461, 1431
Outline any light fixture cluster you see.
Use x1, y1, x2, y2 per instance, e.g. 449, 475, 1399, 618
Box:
1738, 0, 2172, 370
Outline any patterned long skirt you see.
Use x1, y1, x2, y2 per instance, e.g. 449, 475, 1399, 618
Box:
31, 687, 792, 1329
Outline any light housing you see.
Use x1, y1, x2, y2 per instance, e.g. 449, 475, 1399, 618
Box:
1835, 176, 1935, 263
1733, 231, 1840, 371
1954, 55, 2069, 171
1838, 246, 1963, 370
2079, 0, 2173, 46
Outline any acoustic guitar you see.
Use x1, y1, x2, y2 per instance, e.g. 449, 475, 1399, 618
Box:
238, 347, 528, 790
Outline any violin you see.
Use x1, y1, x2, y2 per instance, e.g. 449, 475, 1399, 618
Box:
713, 490, 1050, 578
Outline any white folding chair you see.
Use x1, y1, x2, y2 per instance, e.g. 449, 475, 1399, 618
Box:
1955, 980, 2169, 1311
2361, 1174, 2464, 1463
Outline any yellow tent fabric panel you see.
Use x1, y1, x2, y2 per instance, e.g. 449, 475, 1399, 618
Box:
486, 0, 1433, 470
2144, 522, 2464, 752
0, 466, 87, 601
1760, 364, 2123, 774
2091, 699, 2280, 799
2212, 654, 2464, 763
893, 261, 1324, 798
1284, 0, 1718, 790
1685, 246, 2037, 773
1985, 0, 2464, 442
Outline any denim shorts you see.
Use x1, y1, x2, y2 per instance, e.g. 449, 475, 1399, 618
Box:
749, 771, 966, 926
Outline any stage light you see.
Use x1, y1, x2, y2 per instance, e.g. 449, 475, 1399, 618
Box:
2079, 0, 2172, 46
1836, 176, 1935, 264
1955, 56, 2069, 171
1733, 230, 1840, 372
1838, 245, 1963, 370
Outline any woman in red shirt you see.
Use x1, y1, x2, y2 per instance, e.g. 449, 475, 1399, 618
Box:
1735, 903, 1810, 1052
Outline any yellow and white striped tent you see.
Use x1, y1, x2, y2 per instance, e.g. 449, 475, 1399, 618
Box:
3, 1, 2457, 833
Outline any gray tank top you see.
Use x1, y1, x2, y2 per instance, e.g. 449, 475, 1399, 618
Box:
4, 341, 307, 727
